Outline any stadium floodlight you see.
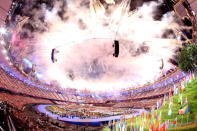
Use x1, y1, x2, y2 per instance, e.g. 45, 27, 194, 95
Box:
0, 27, 7, 34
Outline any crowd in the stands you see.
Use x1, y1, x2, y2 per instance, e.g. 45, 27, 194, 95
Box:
111, 76, 188, 109
0, 102, 103, 131
0, 60, 190, 111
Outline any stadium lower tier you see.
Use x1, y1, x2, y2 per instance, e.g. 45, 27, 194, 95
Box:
0, 90, 141, 130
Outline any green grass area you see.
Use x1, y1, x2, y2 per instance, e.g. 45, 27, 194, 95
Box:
103, 75, 197, 131
167, 123, 197, 131
154, 76, 197, 124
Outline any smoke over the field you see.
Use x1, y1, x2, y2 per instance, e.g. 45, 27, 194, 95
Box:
10, 0, 182, 92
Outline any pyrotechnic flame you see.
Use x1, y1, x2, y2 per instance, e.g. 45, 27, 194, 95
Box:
11, 0, 182, 92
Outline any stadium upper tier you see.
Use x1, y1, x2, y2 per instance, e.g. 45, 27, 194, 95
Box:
0, 0, 196, 105
0, 62, 189, 107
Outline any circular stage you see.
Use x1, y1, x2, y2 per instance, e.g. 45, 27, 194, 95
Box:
35, 104, 146, 126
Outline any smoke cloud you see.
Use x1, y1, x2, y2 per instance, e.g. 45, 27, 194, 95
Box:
10, 0, 182, 92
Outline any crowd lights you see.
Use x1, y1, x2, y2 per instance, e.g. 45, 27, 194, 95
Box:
0, 40, 12, 65
2, 48, 12, 65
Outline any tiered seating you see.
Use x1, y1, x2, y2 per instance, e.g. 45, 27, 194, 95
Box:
112, 98, 162, 109
0, 67, 105, 104
0, 68, 71, 102
108, 77, 184, 109
0, 92, 51, 110
132, 86, 171, 100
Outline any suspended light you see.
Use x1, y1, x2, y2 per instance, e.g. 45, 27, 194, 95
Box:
0, 41, 5, 45
9, 62, 13, 66
0, 27, 7, 34
2, 49, 7, 54
5, 56, 9, 60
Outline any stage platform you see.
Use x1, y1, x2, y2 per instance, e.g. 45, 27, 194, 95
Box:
36, 104, 146, 126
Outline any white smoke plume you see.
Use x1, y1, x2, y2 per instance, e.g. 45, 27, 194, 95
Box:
11, 0, 182, 92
